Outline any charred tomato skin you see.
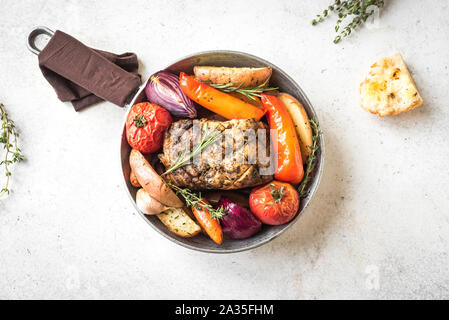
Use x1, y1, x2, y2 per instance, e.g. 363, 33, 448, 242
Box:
126, 102, 173, 154
249, 181, 299, 225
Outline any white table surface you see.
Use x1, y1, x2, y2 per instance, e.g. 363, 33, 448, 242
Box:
1, 0, 448, 300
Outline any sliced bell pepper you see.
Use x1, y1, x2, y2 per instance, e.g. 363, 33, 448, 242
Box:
261, 94, 304, 185
179, 72, 265, 120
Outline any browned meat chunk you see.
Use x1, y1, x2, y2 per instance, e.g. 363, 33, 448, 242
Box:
159, 118, 273, 190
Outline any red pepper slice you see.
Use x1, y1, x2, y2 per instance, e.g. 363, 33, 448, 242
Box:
261, 94, 304, 184
179, 72, 265, 120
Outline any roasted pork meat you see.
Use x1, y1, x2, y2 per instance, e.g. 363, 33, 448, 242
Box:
159, 118, 273, 190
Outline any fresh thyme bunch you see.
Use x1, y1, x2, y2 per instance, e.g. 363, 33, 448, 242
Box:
298, 119, 321, 198
0, 103, 24, 198
312, 0, 385, 43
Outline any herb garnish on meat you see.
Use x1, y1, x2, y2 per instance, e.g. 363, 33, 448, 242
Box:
163, 123, 222, 176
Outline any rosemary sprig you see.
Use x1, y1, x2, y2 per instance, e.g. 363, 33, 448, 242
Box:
209, 78, 278, 101
298, 119, 321, 198
0, 103, 24, 198
163, 123, 223, 176
312, 0, 385, 44
168, 183, 225, 220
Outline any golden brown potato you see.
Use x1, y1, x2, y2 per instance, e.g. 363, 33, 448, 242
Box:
129, 149, 183, 208
130, 170, 141, 187
194, 66, 272, 88
278, 93, 313, 163
157, 207, 201, 238
136, 188, 167, 215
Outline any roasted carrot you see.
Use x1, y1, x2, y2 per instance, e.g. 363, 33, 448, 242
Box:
191, 199, 223, 245
179, 72, 265, 120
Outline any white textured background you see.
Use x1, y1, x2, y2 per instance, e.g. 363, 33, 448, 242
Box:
1, 0, 448, 299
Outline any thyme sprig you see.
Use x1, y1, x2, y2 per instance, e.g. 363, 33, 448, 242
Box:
163, 123, 223, 176
312, 0, 385, 44
298, 119, 321, 198
0, 103, 24, 198
168, 183, 225, 220
209, 78, 278, 100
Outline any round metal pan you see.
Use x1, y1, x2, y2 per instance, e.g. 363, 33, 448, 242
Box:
120, 51, 325, 253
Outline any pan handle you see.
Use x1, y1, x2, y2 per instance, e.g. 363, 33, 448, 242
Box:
27, 26, 54, 55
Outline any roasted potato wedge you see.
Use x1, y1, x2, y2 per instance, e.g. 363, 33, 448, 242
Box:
194, 66, 272, 88
129, 149, 183, 208
157, 207, 201, 238
278, 93, 313, 163
136, 188, 167, 215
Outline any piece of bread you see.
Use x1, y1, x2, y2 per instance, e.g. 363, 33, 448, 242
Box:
360, 53, 423, 117
193, 66, 272, 88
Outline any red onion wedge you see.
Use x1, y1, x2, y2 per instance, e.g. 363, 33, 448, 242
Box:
145, 70, 197, 118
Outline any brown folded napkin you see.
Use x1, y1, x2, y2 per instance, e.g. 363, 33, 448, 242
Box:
38, 30, 141, 111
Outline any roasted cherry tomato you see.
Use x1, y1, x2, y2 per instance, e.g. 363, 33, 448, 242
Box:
249, 181, 299, 225
261, 94, 304, 184
126, 102, 172, 154
179, 72, 265, 120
